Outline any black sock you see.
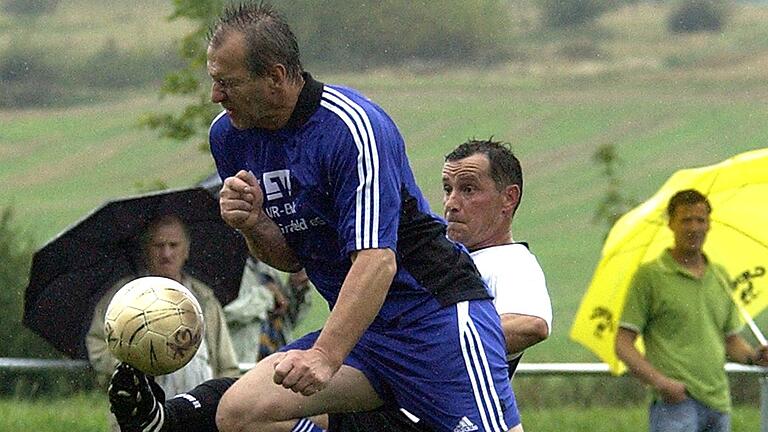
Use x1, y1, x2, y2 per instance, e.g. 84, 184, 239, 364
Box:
161, 377, 237, 432
328, 409, 432, 432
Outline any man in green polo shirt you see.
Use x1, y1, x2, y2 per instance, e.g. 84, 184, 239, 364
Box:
616, 189, 768, 432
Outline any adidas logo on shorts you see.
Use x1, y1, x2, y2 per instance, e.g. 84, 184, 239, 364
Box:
452, 416, 479, 432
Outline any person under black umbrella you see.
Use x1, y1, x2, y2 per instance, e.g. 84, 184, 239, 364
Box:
86, 214, 240, 432
23, 187, 248, 360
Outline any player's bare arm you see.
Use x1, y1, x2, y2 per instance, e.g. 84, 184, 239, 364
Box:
220, 170, 301, 272
500, 313, 549, 355
273, 248, 396, 395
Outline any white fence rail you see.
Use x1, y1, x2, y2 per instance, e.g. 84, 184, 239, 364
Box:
2, 359, 767, 430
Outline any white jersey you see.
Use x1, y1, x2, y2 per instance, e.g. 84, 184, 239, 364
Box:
471, 243, 553, 351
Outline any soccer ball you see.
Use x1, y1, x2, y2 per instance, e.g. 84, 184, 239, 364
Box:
104, 276, 205, 376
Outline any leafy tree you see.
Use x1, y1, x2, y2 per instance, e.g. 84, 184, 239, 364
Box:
539, 0, 612, 28
140, 0, 225, 151
0, 41, 66, 108
1, 0, 59, 17
592, 144, 637, 236
0, 207, 100, 396
0, 207, 57, 358
289, 0, 512, 68
668, 0, 729, 34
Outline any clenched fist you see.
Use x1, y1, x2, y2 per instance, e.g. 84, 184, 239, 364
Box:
219, 170, 265, 232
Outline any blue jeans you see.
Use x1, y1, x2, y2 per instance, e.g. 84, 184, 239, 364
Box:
650, 397, 731, 432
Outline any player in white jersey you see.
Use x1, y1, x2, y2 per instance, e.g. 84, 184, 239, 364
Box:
327, 138, 553, 431
444, 138, 552, 375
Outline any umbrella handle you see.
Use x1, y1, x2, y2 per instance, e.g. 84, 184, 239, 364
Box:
716, 271, 768, 346
739, 305, 768, 346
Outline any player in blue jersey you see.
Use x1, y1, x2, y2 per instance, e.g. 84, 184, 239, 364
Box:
104, 3, 519, 432
206, 3, 519, 432
105, 138, 545, 432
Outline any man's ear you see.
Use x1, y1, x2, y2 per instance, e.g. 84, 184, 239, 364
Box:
503, 184, 521, 215
182, 242, 190, 263
266, 64, 288, 88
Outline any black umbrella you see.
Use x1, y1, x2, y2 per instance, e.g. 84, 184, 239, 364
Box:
198, 172, 223, 196
23, 187, 248, 359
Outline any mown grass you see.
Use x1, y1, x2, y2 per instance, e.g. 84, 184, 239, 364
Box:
522, 405, 760, 431
0, 391, 761, 431
0, 393, 106, 432
0, 0, 191, 60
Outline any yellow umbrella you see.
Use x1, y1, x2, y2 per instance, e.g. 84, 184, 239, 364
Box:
570, 148, 768, 374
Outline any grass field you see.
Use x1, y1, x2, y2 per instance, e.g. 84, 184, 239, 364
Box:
4, 1, 768, 423
0, 391, 761, 431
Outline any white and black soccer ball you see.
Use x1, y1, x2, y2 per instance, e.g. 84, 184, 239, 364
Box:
104, 276, 204, 376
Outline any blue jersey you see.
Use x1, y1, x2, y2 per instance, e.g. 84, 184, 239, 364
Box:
210, 73, 490, 328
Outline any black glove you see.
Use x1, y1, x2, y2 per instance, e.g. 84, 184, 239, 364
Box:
108, 363, 166, 432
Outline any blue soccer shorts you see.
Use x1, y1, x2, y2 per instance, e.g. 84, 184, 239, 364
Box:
286, 299, 520, 432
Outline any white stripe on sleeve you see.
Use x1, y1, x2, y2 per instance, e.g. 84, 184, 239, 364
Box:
320, 88, 380, 249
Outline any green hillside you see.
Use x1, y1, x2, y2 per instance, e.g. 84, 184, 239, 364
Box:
3, 2, 768, 363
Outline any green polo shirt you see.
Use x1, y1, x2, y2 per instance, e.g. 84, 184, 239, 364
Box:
620, 250, 743, 413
